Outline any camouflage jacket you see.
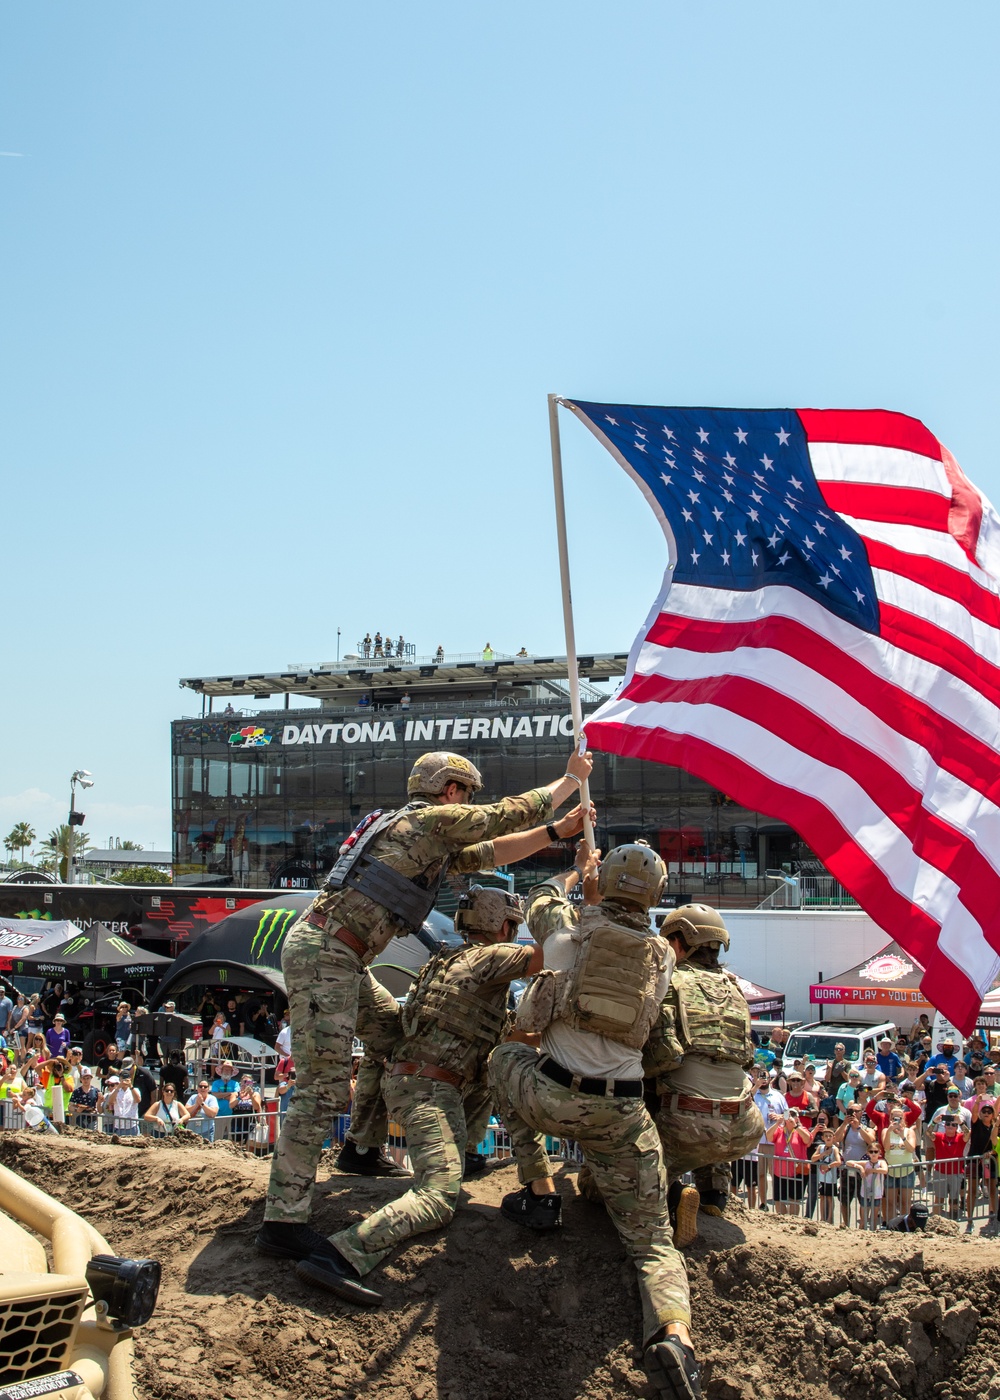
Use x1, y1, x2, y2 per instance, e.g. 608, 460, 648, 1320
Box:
643, 962, 755, 1085
394, 940, 533, 1084
524, 882, 654, 944
308, 788, 553, 960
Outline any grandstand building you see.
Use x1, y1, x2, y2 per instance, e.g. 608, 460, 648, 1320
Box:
173, 649, 811, 903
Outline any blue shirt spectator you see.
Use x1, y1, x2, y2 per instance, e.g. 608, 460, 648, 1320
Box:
925, 1047, 960, 1074
0, 993, 12, 1035
876, 1043, 903, 1082
184, 1084, 219, 1141
211, 1066, 239, 1117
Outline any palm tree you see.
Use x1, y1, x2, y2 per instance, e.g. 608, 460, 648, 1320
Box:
8, 822, 36, 864
45, 825, 92, 882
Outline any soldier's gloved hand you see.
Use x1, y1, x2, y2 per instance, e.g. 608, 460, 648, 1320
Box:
555, 803, 597, 838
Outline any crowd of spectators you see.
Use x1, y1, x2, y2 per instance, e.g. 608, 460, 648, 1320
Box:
735, 1020, 1000, 1231
0, 981, 297, 1149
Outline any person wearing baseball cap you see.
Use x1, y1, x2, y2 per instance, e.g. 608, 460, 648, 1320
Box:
928, 1087, 972, 1134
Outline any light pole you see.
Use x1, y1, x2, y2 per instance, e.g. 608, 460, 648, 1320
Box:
337, 627, 341, 663
67, 769, 94, 884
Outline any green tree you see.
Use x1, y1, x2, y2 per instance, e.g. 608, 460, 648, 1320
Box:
119, 840, 144, 851
109, 865, 170, 885
3, 822, 35, 865
45, 825, 92, 882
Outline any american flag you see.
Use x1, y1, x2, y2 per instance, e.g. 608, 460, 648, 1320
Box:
564, 399, 1000, 1034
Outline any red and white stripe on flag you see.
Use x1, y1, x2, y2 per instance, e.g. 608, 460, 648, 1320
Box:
584, 408, 1000, 1034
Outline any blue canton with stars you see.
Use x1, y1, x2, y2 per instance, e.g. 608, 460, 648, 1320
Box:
569, 401, 880, 635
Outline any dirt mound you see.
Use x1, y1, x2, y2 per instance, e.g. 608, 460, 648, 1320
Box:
2, 1132, 999, 1400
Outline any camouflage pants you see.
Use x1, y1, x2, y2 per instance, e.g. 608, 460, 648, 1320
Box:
488, 1043, 690, 1340
345, 981, 403, 1149
264, 919, 399, 1223
656, 1092, 764, 1196
463, 1070, 493, 1150
332, 1073, 467, 1277
349, 1053, 493, 1152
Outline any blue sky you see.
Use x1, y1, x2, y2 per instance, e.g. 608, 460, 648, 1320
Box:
2, 4, 998, 854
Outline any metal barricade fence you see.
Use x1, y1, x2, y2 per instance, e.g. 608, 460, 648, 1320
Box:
730, 1148, 998, 1232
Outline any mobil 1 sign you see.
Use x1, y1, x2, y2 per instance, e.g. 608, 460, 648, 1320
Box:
279, 713, 579, 746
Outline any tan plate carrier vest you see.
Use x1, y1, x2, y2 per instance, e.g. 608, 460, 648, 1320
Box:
515, 905, 668, 1051
643, 963, 755, 1080
400, 945, 510, 1084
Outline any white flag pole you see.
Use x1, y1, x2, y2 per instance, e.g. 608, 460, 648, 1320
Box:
548, 393, 596, 850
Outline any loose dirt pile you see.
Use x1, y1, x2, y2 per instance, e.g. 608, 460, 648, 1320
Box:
2, 1131, 998, 1400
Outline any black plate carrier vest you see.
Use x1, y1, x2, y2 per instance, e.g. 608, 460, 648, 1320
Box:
323, 802, 449, 930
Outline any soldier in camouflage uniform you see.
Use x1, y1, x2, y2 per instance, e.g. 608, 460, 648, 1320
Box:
295, 885, 544, 1299
255, 746, 593, 1304
334, 981, 410, 1178
342, 1001, 502, 1177
488, 842, 703, 1400
645, 905, 762, 1248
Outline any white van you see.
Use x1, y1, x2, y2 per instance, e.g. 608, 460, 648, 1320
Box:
781, 1020, 899, 1075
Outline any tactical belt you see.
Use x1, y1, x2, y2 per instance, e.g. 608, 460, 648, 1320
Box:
663, 1092, 744, 1117
305, 914, 368, 959
388, 1060, 464, 1089
538, 1055, 643, 1099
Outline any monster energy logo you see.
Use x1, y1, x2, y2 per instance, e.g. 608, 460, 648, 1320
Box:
249, 909, 297, 961
107, 935, 136, 957
62, 936, 89, 956
218, 968, 228, 982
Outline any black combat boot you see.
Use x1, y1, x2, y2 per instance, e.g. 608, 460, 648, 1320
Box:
500, 1185, 562, 1230
336, 1139, 411, 1177
463, 1151, 489, 1177
296, 1246, 384, 1307
644, 1334, 703, 1400
255, 1221, 341, 1261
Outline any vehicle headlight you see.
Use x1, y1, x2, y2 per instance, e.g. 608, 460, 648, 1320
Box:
85, 1255, 162, 1329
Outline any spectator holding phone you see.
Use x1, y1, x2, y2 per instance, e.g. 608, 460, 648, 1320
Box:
767, 1109, 811, 1216
967, 1098, 999, 1224
932, 1116, 969, 1219
810, 1127, 841, 1224
834, 1103, 875, 1225
881, 1106, 918, 1220
836, 1068, 864, 1122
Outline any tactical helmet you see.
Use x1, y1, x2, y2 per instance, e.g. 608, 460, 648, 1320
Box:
454, 885, 525, 938
659, 903, 731, 951
407, 751, 484, 798
597, 842, 667, 908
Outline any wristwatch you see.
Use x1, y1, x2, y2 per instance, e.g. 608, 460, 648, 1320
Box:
546, 823, 560, 842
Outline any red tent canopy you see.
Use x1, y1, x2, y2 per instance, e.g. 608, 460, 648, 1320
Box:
732, 972, 785, 1019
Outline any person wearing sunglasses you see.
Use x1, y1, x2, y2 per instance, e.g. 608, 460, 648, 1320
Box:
143, 1082, 183, 1135
257, 744, 595, 1285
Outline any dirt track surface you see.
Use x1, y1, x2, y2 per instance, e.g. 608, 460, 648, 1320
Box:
2, 1131, 999, 1400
